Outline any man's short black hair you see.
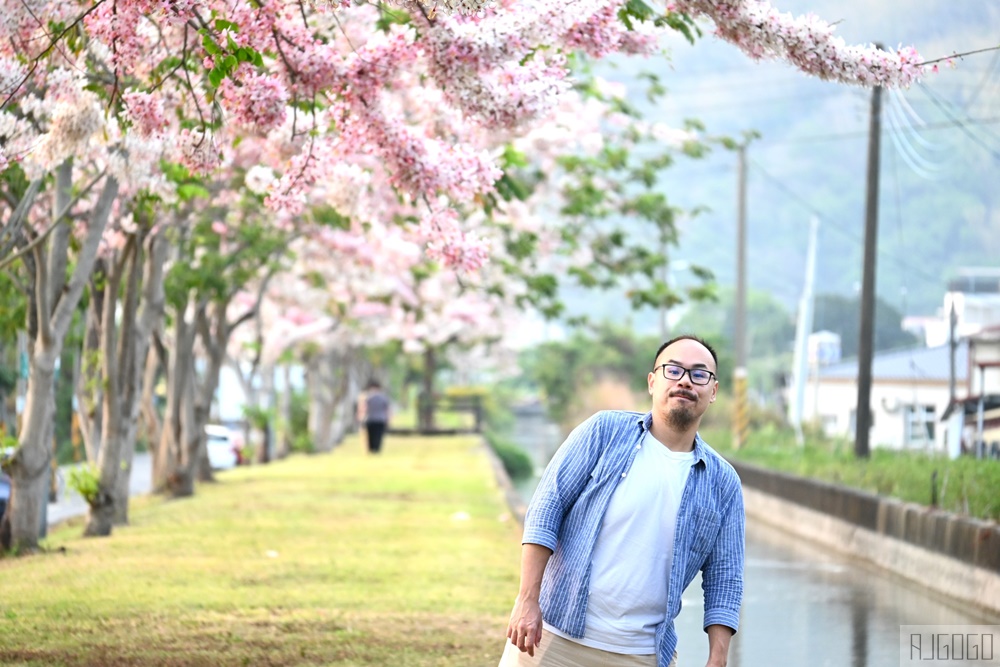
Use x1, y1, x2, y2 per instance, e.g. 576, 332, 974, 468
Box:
653, 335, 719, 371
366, 379, 382, 390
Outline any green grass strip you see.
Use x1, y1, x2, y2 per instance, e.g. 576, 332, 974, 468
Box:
0, 435, 521, 666
704, 426, 1000, 521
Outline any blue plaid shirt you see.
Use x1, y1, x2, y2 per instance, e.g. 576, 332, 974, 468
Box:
522, 410, 745, 667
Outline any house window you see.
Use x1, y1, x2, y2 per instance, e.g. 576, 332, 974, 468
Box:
903, 405, 935, 446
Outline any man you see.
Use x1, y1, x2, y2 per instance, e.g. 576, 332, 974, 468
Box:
501, 335, 744, 667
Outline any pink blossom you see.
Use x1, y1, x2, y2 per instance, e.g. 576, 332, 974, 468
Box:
174, 129, 222, 176
218, 73, 289, 134
211, 221, 228, 235
671, 0, 926, 87
123, 92, 168, 137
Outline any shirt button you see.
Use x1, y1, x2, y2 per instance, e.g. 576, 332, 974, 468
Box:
636, 444, 641, 450
621, 472, 627, 478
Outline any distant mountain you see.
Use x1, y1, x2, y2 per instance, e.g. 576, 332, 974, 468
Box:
567, 1, 1000, 331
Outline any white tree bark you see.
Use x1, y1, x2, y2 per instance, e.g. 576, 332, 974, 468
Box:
3, 166, 119, 552
84, 227, 167, 535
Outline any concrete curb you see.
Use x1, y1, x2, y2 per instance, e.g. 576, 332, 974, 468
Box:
731, 460, 1000, 617
481, 439, 527, 528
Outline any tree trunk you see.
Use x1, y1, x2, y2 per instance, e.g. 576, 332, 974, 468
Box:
276, 363, 293, 459
419, 347, 437, 433
108, 231, 166, 523
254, 368, 274, 465
84, 242, 128, 538
138, 345, 162, 452
75, 291, 103, 463
3, 167, 119, 552
193, 302, 230, 481
2, 350, 56, 552
307, 351, 335, 452
155, 304, 197, 497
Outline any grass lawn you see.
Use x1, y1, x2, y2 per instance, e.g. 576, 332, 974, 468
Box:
0, 435, 522, 666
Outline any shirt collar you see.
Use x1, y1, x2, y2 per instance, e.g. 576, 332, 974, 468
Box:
638, 411, 709, 465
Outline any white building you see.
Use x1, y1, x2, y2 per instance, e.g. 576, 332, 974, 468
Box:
802, 343, 968, 453
942, 325, 1000, 456
917, 268, 1000, 347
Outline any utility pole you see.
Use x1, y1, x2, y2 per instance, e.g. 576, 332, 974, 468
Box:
790, 216, 820, 445
733, 141, 749, 450
854, 72, 884, 460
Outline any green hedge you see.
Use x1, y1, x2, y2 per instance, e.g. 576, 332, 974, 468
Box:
485, 432, 534, 481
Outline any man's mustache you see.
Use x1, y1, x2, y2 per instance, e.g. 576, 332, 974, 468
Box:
669, 389, 698, 401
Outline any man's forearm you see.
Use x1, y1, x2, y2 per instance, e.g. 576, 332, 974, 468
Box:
507, 543, 554, 656
518, 543, 553, 601
705, 624, 733, 667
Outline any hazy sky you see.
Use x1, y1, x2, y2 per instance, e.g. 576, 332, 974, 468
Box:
574, 1, 1000, 327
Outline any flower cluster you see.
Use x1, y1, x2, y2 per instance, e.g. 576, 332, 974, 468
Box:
34, 92, 105, 170
175, 128, 222, 176
218, 72, 289, 134
124, 92, 168, 137
339, 107, 501, 202
420, 207, 491, 272
563, 3, 659, 58
672, 0, 925, 87
264, 137, 340, 215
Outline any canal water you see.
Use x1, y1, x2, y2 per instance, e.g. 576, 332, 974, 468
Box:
508, 406, 999, 667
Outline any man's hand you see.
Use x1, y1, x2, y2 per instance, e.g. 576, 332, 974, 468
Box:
506, 595, 543, 656
506, 543, 553, 657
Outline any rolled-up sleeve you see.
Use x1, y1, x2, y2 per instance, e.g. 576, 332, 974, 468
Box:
701, 478, 745, 633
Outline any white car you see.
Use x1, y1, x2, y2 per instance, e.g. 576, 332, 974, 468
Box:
205, 424, 241, 470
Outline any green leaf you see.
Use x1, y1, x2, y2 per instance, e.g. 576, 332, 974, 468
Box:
202, 34, 222, 55
177, 183, 210, 201
208, 67, 225, 88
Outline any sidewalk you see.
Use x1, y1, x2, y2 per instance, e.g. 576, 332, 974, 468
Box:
46, 452, 153, 527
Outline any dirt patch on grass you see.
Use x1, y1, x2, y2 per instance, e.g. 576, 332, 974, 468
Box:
0, 610, 507, 667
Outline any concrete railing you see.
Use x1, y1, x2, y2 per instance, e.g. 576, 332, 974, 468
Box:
729, 460, 1000, 575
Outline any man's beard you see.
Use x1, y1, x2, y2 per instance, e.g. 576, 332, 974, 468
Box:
667, 403, 698, 431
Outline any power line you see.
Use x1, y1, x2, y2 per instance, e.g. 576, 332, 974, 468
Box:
656, 90, 849, 113
962, 49, 1000, 110
916, 83, 1000, 161
758, 115, 1000, 146
748, 158, 942, 289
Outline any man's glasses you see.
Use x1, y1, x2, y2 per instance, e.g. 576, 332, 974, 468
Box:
654, 364, 716, 386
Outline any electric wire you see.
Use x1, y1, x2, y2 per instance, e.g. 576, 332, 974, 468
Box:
962, 48, 1000, 111
748, 158, 942, 289
883, 92, 948, 179
758, 116, 1000, 147
916, 83, 1000, 162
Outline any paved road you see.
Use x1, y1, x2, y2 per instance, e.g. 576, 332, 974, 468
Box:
46, 452, 153, 527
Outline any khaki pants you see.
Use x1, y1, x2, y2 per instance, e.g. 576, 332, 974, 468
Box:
497, 629, 677, 667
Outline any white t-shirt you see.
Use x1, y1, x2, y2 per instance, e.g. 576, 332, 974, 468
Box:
547, 431, 695, 654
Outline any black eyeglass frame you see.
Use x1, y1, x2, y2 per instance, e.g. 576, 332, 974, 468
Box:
653, 363, 717, 386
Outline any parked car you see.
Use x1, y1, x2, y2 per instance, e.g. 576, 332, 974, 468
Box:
205, 424, 241, 470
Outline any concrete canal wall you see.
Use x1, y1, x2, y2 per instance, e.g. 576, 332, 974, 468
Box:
731, 460, 1000, 617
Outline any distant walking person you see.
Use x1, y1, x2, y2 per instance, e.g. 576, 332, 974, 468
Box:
358, 380, 391, 454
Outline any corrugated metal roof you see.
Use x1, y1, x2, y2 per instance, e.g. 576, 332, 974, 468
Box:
818, 342, 969, 382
